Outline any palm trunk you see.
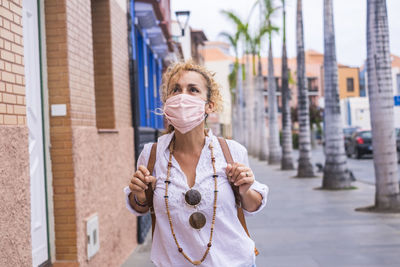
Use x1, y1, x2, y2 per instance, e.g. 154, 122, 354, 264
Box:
267, 40, 281, 164
246, 54, 255, 154
258, 60, 268, 160
248, 54, 256, 156
231, 60, 239, 141
322, 0, 352, 188
243, 55, 250, 148
281, 1, 294, 170
253, 73, 260, 157
365, 0, 400, 210
251, 53, 259, 156
296, 0, 315, 177
236, 64, 244, 144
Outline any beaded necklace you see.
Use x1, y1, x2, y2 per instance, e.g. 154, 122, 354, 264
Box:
164, 135, 218, 266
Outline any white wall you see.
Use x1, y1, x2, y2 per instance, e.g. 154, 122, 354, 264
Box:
341, 97, 371, 129
171, 21, 191, 61
341, 97, 400, 129
392, 66, 400, 95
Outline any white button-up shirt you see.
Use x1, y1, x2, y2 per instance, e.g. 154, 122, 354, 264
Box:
124, 129, 269, 267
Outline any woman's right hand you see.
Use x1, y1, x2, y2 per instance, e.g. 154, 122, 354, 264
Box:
129, 165, 156, 204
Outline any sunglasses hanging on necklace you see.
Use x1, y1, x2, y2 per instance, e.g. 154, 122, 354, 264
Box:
164, 133, 218, 265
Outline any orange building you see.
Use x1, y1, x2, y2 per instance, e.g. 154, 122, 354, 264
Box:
337, 66, 360, 99
244, 50, 361, 109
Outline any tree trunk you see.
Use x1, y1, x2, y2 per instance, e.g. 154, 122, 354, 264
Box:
248, 55, 256, 156
253, 75, 261, 157
235, 64, 244, 144
243, 55, 250, 149
366, 0, 400, 210
258, 61, 269, 160
281, 1, 295, 170
296, 0, 315, 177
268, 41, 281, 164
322, 0, 352, 189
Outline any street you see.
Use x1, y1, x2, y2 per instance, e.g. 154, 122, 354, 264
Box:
296, 145, 400, 185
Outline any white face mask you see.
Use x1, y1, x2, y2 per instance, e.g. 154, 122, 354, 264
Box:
163, 94, 206, 134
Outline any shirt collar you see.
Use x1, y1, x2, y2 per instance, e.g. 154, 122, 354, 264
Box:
158, 128, 215, 160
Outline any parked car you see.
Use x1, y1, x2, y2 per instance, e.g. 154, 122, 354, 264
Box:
322, 126, 359, 150
347, 130, 373, 159
343, 126, 360, 156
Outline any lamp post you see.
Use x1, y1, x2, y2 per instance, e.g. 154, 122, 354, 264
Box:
175, 10, 190, 36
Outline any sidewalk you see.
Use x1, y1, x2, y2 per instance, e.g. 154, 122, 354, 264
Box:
122, 156, 400, 267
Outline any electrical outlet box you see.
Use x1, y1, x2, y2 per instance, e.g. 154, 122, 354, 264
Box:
86, 214, 100, 260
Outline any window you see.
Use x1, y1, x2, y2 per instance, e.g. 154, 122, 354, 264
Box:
346, 78, 354, 92
396, 73, 400, 95
307, 77, 318, 92
275, 77, 281, 92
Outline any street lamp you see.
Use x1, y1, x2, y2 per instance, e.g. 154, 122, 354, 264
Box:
175, 10, 190, 36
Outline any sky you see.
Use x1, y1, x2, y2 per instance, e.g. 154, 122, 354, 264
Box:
170, 0, 400, 67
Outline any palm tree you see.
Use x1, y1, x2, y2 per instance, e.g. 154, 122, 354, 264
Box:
219, 31, 240, 90
296, 0, 315, 177
280, 0, 294, 170
321, 0, 352, 189
251, 25, 270, 158
257, 62, 269, 160
220, 10, 249, 146
259, 0, 280, 164
363, 0, 400, 211
219, 30, 242, 142
322, 0, 351, 189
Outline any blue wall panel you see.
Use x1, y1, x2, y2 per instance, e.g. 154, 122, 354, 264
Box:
136, 28, 147, 126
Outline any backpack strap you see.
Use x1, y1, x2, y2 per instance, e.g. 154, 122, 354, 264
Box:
144, 143, 157, 237
217, 137, 259, 256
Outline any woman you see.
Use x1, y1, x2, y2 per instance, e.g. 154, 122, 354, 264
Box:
124, 61, 268, 267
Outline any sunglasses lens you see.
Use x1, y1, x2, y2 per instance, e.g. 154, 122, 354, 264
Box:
189, 212, 206, 229
185, 189, 201, 206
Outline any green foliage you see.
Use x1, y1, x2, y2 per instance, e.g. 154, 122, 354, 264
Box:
291, 105, 323, 126
228, 61, 239, 94
309, 104, 323, 126
292, 132, 299, 149
288, 70, 296, 85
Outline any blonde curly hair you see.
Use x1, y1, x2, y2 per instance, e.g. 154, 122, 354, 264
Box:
161, 60, 223, 133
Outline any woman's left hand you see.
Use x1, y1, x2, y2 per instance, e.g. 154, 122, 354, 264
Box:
226, 163, 254, 196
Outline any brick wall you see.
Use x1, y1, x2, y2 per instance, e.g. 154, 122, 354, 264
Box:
110, 0, 131, 128
44, 0, 137, 264
0, 0, 26, 125
44, 0, 78, 261
92, 0, 115, 129
66, 0, 96, 127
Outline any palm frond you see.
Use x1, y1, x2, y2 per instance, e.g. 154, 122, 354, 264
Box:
218, 31, 236, 47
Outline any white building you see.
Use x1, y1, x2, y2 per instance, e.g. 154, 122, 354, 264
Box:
201, 41, 234, 137
344, 54, 400, 129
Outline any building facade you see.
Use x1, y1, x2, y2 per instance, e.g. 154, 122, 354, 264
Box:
201, 41, 234, 137
337, 66, 360, 99
0, 0, 174, 266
